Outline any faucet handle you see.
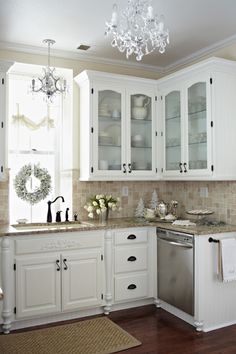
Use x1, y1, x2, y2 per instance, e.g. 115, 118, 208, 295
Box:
73, 212, 78, 222
65, 207, 70, 222
56, 211, 62, 222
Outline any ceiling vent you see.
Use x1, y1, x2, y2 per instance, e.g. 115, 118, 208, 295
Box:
77, 44, 90, 51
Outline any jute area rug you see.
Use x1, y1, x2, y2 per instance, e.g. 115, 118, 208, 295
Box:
0, 317, 141, 354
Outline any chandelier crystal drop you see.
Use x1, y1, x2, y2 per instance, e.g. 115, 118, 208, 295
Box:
105, 0, 169, 61
31, 39, 67, 102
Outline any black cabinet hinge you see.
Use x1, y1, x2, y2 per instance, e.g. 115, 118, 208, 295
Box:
101, 294, 104, 300
0, 166, 3, 173
91, 88, 94, 94
161, 168, 164, 173
91, 167, 94, 173
1, 78, 4, 85
91, 127, 94, 133
1, 122, 3, 128
155, 96, 157, 101
101, 254, 103, 261
211, 165, 214, 172
161, 132, 163, 137
13, 263, 16, 271
156, 168, 158, 173
210, 78, 213, 85
155, 131, 157, 137
211, 121, 213, 127
161, 96, 163, 100
14, 307, 16, 314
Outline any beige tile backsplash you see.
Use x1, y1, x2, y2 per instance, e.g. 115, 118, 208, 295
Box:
72, 170, 236, 225
1, 168, 236, 225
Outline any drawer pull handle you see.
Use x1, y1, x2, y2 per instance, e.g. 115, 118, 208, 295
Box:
127, 234, 136, 240
63, 258, 68, 270
127, 256, 137, 262
56, 259, 60, 271
127, 284, 137, 290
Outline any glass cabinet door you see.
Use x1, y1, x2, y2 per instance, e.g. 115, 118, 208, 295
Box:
187, 82, 207, 171
130, 93, 153, 173
165, 91, 181, 172
97, 89, 122, 172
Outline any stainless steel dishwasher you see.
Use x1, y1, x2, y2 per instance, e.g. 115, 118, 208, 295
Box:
157, 228, 194, 316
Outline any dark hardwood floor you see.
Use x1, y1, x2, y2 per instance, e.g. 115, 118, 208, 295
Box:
109, 305, 236, 354
9, 305, 236, 354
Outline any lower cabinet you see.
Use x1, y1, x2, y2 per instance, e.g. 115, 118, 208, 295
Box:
15, 255, 61, 318
15, 250, 103, 319
1, 227, 156, 333
112, 228, 156, 305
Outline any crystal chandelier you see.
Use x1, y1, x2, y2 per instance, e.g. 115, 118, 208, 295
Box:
31, 39, 67, 101
105, 0, 169, 61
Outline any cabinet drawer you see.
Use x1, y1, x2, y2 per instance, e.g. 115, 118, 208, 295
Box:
114, 229, 148, 245
114, 273, 148, 302
115, 245, 147, 273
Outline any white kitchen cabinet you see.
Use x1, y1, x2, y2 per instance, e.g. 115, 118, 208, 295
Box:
158, 57, 236, 180
108, 228, 156, 310
15, 250, 103, 319
15, 255, 61, 318
62, 251, 102, 311
0, 61, 14, 180
161, 77, 211, 178
1, 231, 104, 332
74, 70, 158, 181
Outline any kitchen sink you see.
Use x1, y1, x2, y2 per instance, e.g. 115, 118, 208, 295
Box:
11, 221, 94, 231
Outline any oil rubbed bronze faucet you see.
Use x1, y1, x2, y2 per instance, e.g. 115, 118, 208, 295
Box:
47, 196, 65, 222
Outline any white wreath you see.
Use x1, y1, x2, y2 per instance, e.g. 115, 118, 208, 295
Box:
14, 164, 52, 205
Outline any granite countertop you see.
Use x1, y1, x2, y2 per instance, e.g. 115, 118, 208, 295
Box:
1, 218, 236, 237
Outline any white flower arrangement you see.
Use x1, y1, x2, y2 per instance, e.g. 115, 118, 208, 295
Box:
84, 194, 121, 219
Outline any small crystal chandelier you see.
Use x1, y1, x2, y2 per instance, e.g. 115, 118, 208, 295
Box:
31, 39, 67, 101
105, 0, 169, 61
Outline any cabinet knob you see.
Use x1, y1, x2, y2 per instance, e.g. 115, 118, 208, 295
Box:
179, 162, 183, 173
127, 234, 136, 240
183, 162, 187, 173
128, 163, 132, 173
127, 284, 137, 290
127, 256, 137, 262
122, 163, 126, 173
56, 259, 61, 271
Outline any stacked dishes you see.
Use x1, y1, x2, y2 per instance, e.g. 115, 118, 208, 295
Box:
131, 134, 145, 147
99, 131, 113, 145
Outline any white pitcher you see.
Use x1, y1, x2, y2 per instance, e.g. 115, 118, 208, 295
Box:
133, 95, 150, 107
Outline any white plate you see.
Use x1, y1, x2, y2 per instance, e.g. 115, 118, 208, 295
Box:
186, 209, 214, 215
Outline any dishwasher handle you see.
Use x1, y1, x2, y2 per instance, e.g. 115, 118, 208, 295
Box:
157, 237, 193, 249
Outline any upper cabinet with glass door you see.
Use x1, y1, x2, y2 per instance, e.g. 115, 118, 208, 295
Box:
97, 88, 124, 177
164, 90, 182, 175
75, 71, 158, 181
128, 91, 156, 177
160, 74, 212, 179
187, 82, 209, 173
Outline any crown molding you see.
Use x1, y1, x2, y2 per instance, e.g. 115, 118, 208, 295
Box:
1, 32, 236, 75
163, 32, 236, 73
0, 41, 163, 73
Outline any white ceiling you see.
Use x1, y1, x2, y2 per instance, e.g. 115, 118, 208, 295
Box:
1, 0, 236, 71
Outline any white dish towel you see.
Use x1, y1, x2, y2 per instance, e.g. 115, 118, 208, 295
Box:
219, 238, 236, 282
